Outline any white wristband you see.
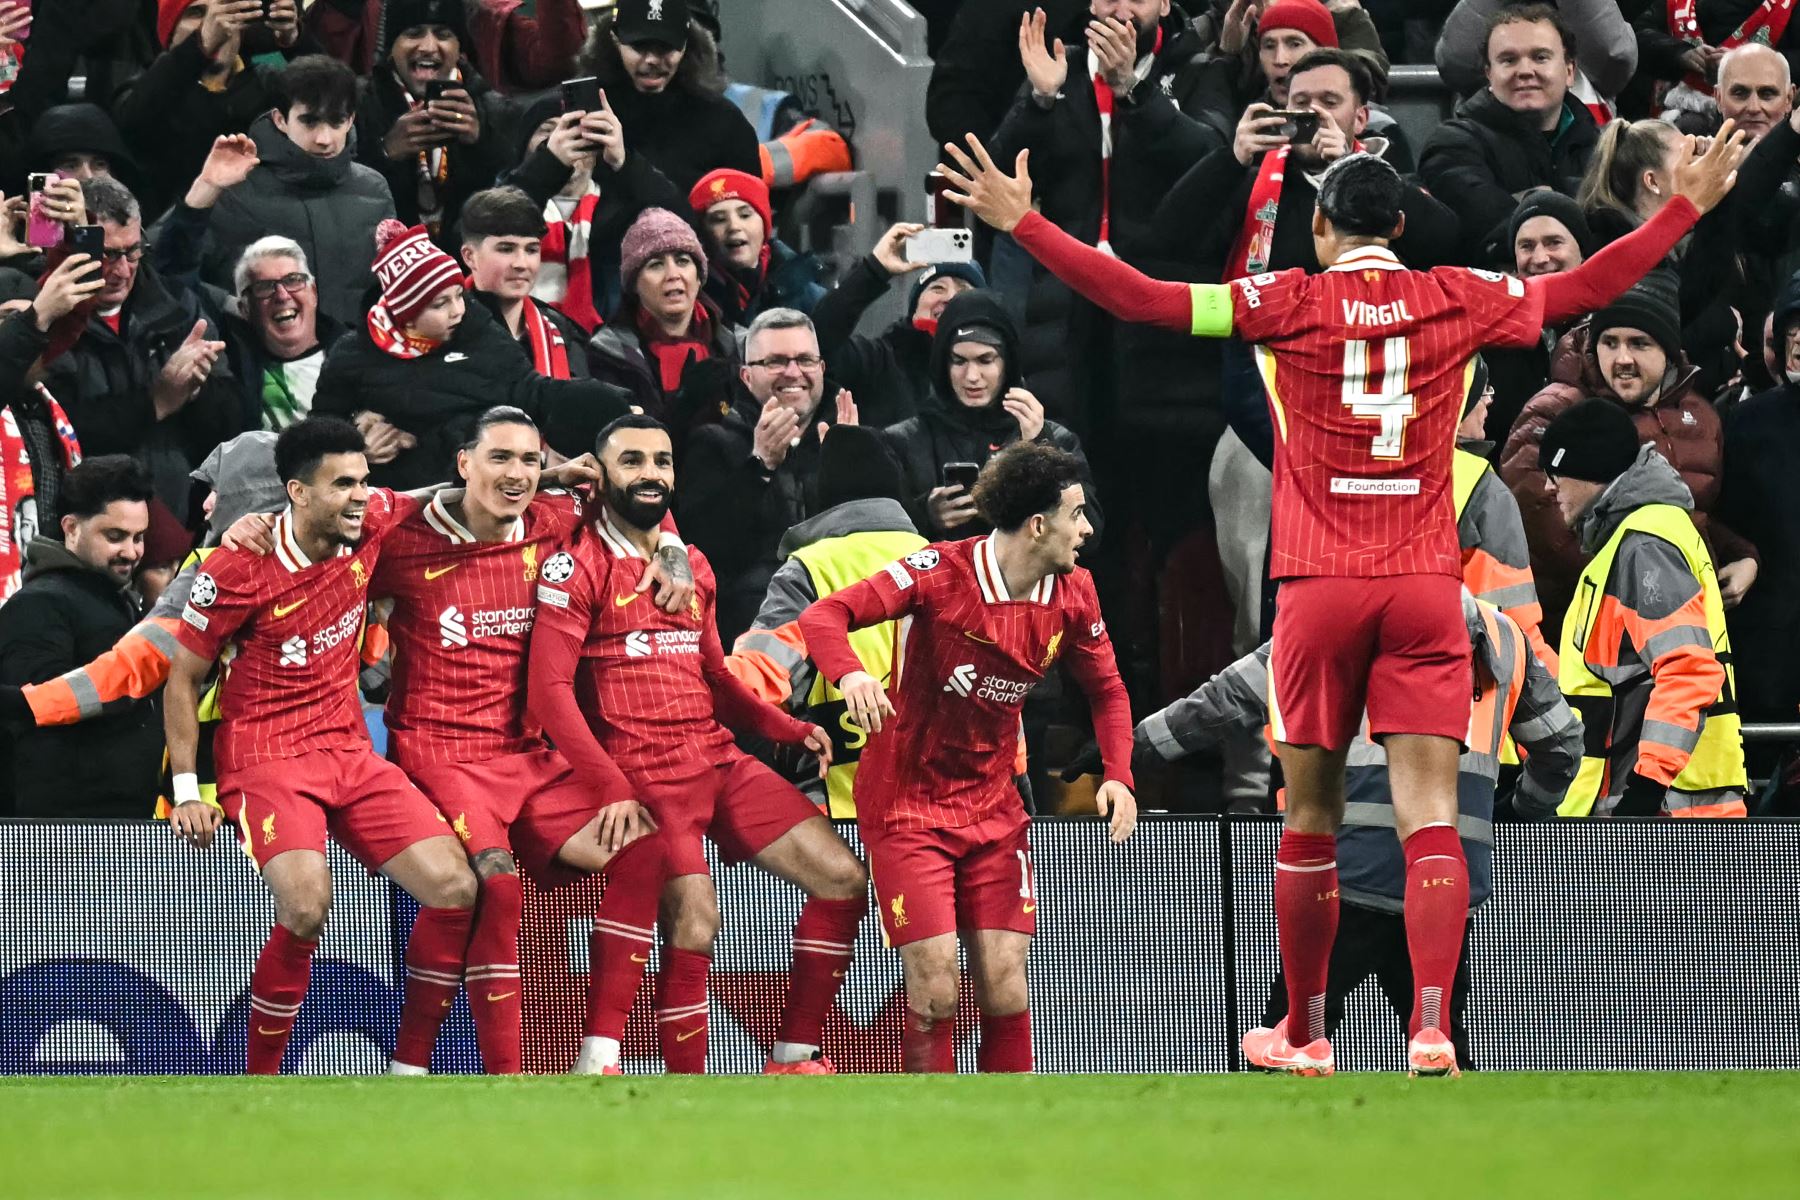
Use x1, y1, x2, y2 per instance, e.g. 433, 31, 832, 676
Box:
172, 773, 201, 806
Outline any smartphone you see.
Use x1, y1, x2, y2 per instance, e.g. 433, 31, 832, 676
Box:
26, 172, 63, 249
905, 227, 973, 266
560, 75, 603, 114
941, 461, 981, 491
1269, 110, 1321, 144
424, 79, 452, 102
65, 224, 105, 259
925, 170, 962, 228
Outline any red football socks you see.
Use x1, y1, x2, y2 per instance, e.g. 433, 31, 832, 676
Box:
394, 906, 473, 1070
978, 1010, 1033, 1073
588, 839, 666, 1042
777, 896, 862, 1049
465, 873, 524, 1074
1274, 829, 1338, 1046
1402, 823, 1469, 1037
656, 946, 712, 1073
247, 924, 317, 1074
903, 1011, 955, 1074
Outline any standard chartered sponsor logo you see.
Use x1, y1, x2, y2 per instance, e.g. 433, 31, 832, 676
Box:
310, 606, 363, 657
439, 604, 533, 649
624, 629, 701, 658
943, 662, 1029, 704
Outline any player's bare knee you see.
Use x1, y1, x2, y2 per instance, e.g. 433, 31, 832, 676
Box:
909, 977, 957, 1024
276, 886, 331, 941
418, 851, 480, 910
814, 850, 868, 901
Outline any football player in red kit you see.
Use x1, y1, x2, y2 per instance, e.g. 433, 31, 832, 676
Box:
937, 128, 1748, 1076
528, 415, 869, 1077
370, 407, 690, 1074
165, 418, 479, 1075
799, 442, 1137, 1074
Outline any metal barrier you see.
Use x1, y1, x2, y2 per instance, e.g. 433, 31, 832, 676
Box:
1385, 64, 1458, 168
5, 815, 1796, 1075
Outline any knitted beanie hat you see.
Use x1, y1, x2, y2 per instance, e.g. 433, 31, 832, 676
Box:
1592, 268, 1684, 363
907, 261, 987, 316
1258, 0, 1338, 49
619, 207, 708, 293
372, 219, 464, 329
1540, 397, 1642, 484
688, 168, 773, 241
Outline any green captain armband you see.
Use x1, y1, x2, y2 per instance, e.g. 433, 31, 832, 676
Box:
1189, 284, 1234, 338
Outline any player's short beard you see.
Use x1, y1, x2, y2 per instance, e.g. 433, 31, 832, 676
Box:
605, 476, 673, 531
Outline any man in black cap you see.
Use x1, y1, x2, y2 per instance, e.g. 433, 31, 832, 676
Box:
353, 0, 509, 243
571, 0, 759, 194
1539, 398, 1747, 818
729, 424, 927, 816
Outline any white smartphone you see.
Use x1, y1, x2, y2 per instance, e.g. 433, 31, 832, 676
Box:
904, 227, 973, 265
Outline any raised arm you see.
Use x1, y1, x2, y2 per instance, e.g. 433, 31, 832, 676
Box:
1532, 125, 1751, 325
938, 136, 1201, 332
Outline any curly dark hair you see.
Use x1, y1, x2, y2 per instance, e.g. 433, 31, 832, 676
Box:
972, 442, 1083, 532
275, 416, 367, 486
578, 10, 727, 98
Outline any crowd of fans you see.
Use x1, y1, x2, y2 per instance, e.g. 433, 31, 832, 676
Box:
0, 0, 1795, 820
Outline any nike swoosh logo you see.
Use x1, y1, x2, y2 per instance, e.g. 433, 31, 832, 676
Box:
425, 564, 459, 580
486, 991, 516, 1002
445, 352, 469, 363
676, 1027, 704, 1042
440, 998, 453, 1008
630, 952, 650, 963
832, 969, 847, 979
613, 592, 640, 608
273, 598, 307, 618
256, 1026, 286, 1036
1023, 902, 1036, 914
963, 630, 996, 644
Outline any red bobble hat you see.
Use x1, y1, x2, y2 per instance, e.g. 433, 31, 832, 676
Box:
1257, 0, 1339, 49
371, 219, 464, 329
687, 168, 772, 239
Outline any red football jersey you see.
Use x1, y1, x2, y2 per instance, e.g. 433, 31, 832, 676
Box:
799, 535, 1133, 834
174, 490, 414, 774
1229, 246, 1544, 578
530, 513, 741, 785
373, 491, 585, 772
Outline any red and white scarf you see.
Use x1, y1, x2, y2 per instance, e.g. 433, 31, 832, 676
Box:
521, 299, 572, 379
537, 186, 603, 334
1669, 0, 1796, 94
399, 67, 460, 236
367, 301, 443, 360
1089, 25, 1162, 256
1223, 138, 1363, 280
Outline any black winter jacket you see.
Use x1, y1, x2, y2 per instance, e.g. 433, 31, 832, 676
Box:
0, 538, 161, 818
313, 301, 629, 489
882, 291, 1102, 543
468, 290, 595, 379
810, 254, 937, 429
33, 264, 243, 523
199, 112, 397, 330
353, 63, 513, 248
1418, 91, 1600, 265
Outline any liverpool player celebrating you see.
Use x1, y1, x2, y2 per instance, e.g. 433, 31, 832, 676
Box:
529, 415, 868, 1076
372, 406, 689, 1074
799, 443, 1137, 1074
937, 129, 1748, 1077
165, 418, 479, 1076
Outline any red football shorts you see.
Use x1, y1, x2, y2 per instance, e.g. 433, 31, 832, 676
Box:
218, 747, 451, 872
862, 806, 1035, 948
1269, 573, 1472, 750
407, 748, 600, 884
636, 753, 819, 879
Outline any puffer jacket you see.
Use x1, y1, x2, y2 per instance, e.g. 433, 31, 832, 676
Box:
881, 291, 1102, 543
1418, 90, 1600, 266
1499, 322, 1757, 634
199, 112, 397, 329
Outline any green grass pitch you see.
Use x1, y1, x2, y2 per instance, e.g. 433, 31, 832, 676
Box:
4, 1073, 1796, 1198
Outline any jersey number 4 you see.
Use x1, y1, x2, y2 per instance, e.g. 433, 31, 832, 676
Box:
1341, 337, 1416, 460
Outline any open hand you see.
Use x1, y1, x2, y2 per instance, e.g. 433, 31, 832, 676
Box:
596, 799, 653, 854
188, 134, 260, 207
938, 135, 1034, 234
1019, 8, 1068, 98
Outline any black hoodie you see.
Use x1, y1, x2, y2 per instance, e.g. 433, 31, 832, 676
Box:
882, 291, 1101, 542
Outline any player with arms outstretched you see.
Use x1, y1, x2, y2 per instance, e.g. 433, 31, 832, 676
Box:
799, 442, 1137, 1074
529, 415, 869, 1076
937, 125, 1748, 1076
164, 418, 478, 1075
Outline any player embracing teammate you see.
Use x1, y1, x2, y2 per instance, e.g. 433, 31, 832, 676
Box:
801, 442, 1137, 1073
938, 120, 1749, 1075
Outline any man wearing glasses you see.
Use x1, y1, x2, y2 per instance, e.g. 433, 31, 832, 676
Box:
222, 240, 341, 432
681, 307, 856, 642
32, 175, 240, 525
